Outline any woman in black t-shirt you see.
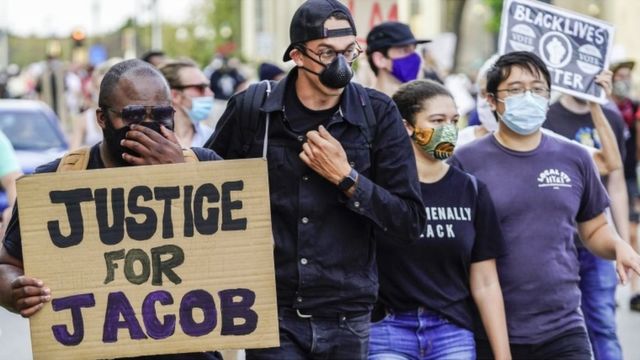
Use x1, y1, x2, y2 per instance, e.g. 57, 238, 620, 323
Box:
369, 80, 511, 360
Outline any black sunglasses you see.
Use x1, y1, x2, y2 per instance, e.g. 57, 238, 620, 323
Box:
173, 83, 210, 93
105, 105, 175, 128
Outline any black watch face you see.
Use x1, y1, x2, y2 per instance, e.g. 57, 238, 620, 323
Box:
338, 178, 355, 191
338, 170, 357, 191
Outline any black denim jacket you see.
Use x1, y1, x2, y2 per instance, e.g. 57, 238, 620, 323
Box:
207, 69, 425, 313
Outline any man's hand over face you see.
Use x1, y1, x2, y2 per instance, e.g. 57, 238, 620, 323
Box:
121, 124, 185, 165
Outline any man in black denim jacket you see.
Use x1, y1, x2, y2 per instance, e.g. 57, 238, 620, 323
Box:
205, 1, 425, 358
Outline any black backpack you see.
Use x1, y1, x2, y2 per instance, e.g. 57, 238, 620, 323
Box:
226, 80, 378, 158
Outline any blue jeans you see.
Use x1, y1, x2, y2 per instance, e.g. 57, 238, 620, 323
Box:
578, 247, 622, 360
245, 307, 370, 360
368, 307, 475, 360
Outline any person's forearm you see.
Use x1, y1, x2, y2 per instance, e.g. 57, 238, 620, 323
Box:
579, 219, 619, 260
471, 262, 511, 360
0, 208, 11, 239
590, 102, 622, 173
1, 171, 21, 207
607, 170, 630, 242
0, 263, 23, 313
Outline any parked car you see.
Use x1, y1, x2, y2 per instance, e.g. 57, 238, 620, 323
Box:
0, 99, 68, 213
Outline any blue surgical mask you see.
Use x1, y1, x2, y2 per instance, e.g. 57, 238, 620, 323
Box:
391, 52, 421, 83
186, 96, 214, 123
497, 91, 548, 135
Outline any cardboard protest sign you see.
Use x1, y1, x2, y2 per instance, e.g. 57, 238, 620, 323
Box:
17, 159, 278, 359
498, 0, 615, 103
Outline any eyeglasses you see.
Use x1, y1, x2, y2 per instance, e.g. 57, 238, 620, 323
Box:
173, 83, 210, 94
495, 87, 550, 98
298, 43, 362, 64
104, 105, 175, 128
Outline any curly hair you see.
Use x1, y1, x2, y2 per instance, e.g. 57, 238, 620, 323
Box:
392, 79, 453, 126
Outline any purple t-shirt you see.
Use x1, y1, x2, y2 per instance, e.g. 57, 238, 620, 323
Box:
449, 133, 609, 344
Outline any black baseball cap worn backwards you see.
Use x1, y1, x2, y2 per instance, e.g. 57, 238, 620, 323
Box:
283, 0, 357, 62
366, 21, 430, 55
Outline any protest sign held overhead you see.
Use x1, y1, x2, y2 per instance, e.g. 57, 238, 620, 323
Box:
498, 0, 615, 103
17, 159, 278, 359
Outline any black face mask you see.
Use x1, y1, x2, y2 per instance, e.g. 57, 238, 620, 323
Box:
301, 54, 353, 89
103, 121, 163, 166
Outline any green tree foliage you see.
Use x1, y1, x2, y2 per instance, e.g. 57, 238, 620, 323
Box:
484, 0, 503, 34
203, 0, 242, 56
6, 0, 242, 69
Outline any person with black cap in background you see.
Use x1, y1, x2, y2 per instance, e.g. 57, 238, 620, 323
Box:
366, 21, 430, 97
205, 0, 425, 358
258, 62, 286, 82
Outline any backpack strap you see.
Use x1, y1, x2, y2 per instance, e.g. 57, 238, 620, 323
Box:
57, 147, 198, 172
182, 149, 199, 163
56, 147, 91, 172
352, 82, 377, 148
239, 80, 277, 157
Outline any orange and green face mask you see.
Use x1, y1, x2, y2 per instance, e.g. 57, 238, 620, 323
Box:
411, 124, 458, 160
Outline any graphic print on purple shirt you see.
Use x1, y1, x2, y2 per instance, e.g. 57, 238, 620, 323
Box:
448, 133, 609, 344
376, 166, 506, 331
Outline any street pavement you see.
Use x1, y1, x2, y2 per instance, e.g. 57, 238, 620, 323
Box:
0, 286, 638, 359
0, 308, 30, 360
617, 283, 640, 360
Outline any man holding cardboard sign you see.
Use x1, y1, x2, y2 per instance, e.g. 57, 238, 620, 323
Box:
0, 59, 224, 359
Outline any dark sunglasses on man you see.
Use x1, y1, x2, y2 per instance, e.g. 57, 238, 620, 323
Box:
104, 105, 176, 130
172, 83, 210, 95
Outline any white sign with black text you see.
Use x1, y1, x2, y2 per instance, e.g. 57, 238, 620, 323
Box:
498, 0, 615, 103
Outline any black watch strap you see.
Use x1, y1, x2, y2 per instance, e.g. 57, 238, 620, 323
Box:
337, 168, 358, 191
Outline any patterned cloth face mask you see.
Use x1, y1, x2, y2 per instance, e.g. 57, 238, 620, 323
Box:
411, 123, 458, 160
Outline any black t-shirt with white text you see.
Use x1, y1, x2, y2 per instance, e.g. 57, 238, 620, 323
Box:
376, 166, 506, 330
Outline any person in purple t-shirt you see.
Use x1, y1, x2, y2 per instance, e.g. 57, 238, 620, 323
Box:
369, 80, 511, 360
449, 51, 640, 360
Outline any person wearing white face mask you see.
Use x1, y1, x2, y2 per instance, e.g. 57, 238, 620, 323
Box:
159, 60, 215, 147
458, 55, 500, 146
449, 51, 640, 360
458, 56, 621, 178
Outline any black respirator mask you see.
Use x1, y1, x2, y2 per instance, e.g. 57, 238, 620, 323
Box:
298, 51, 354, 89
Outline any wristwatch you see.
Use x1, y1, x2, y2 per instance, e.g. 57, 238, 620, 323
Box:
337, 168, 358, 191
